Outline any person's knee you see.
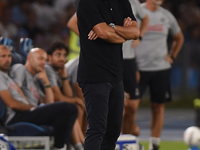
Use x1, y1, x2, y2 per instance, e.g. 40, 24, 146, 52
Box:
151, 103, 165, 114
124, 100, 139, 115
61, 102, 78, 117
69, 103, 79, 117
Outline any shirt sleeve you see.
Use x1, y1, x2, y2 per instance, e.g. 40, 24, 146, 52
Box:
45, 65, 58, 87
77, 0, 104, 30
134, 0, 146, 20
71, 66, 78, 84
124, 0, 137, 22
0, 74, 8, 91
66, 59, 79, 84
167, 10, 181, 36
9, 64, 25, 87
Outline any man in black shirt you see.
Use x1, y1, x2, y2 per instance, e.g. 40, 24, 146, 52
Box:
77, 0, 139, 149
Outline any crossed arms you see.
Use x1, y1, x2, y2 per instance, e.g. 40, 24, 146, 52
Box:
67, 13, 140, 44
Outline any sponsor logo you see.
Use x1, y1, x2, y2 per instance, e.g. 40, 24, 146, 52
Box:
147, 24, 163, 32
30, 86, 39, 99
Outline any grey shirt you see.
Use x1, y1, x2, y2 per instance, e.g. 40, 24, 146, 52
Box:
135, 3, 181, 71
65, 57, 79, 84
45, 63, 62, 89
122, 0, 146, 59
9, 64, 45, 106
65, 57, 79, 96
0, 71, 29, 125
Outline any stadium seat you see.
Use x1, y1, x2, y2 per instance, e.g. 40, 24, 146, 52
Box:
0, 37, 15, 52
0, 37, 26, 65
19, 38, 33, 59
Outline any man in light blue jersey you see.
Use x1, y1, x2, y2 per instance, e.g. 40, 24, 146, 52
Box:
134, 0, 184, 150
122, 0, 149, 137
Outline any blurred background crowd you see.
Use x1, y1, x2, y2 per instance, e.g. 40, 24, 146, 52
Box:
0, 0, 200, 106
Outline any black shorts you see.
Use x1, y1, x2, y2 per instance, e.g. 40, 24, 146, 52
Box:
139, 69, 171, 103
123, 59, 140, 99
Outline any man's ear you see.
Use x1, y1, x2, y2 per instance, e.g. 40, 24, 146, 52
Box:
27, 53, 31, 61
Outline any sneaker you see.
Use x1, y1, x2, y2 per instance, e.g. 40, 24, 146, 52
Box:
152, 144, 159, 150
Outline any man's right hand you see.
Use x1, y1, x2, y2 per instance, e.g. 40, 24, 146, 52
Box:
37, 68, 50, 85
88, 30, 98, 40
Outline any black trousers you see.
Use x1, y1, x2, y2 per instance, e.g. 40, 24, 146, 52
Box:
79, 81, 124, 150
8, 102, 78, 148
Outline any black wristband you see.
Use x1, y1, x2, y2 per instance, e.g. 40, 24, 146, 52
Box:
139, 36, 143, 41
45, 85, 51, 88
61, 77, 68, 80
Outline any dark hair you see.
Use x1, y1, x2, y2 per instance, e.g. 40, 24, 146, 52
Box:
47, 41, 69, 55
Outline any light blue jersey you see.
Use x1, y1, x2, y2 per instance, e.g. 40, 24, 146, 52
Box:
123, 0, 146, 59
135, 3, 181, 71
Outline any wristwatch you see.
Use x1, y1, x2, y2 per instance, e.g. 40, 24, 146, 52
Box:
109, 23, 115, 29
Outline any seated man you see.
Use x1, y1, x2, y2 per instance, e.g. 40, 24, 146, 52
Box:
45, 42, 85, 150
65, 57, 87, 133
10, 47, 84, 150
9, 47, 54, 106
0, 45, 78, 150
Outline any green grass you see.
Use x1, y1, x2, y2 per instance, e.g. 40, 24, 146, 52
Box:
140, 141, 193, 150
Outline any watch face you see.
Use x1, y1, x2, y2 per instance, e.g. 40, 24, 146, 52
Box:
109, 23, 115, 29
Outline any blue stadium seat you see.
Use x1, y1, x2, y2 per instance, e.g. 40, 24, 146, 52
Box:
0, 37, 15, 52
19, 38, 33, 59
0, 96, 53, 136
0, 37, 26, 65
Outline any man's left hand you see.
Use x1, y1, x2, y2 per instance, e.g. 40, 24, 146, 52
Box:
123, 17, 132, 27
88, 30, 98, 40
58, 66, 68, 78
165, 54, 174, 64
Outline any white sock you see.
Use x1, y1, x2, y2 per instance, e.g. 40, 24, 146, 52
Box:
54, 144, 67, 150
73, 142, 84, 150
149, 137, 160, 150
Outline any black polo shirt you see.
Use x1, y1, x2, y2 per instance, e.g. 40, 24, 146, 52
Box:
77, 0, 136, 83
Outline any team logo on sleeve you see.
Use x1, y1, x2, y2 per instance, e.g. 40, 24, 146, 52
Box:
161, 18, 165, 22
